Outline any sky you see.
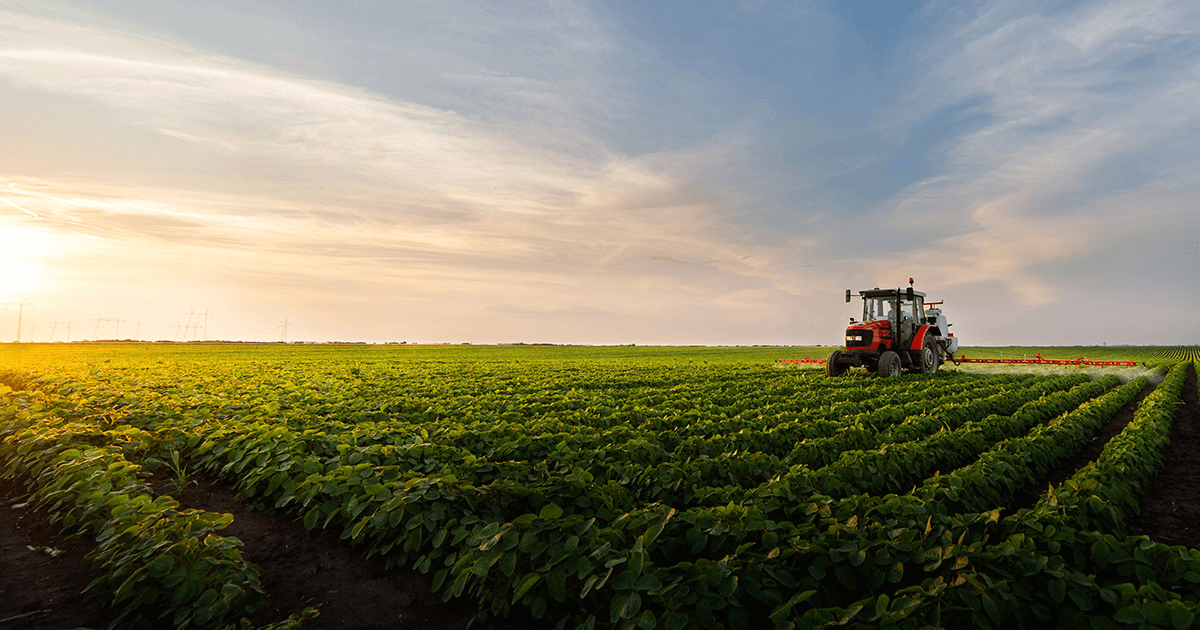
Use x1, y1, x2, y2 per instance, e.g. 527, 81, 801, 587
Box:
0, 0, 1197, 346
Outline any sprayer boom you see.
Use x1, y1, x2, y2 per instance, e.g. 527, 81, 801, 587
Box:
953, 353, 1138, 367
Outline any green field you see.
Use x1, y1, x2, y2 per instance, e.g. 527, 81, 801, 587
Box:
1, 343, 1198, 629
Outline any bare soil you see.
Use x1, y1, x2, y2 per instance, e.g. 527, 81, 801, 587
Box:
1132, 363, 1200, 547
0, 477, 110, 630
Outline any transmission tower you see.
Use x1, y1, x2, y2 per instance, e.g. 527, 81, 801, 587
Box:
1, 300, 30, 342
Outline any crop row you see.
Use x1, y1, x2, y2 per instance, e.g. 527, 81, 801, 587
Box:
0, 383, 314, 630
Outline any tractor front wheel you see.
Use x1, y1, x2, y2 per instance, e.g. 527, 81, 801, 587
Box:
826, 351, 848, 377
878, 351, 902, 377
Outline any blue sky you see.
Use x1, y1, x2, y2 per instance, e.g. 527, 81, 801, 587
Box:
0, 0, 1196, 345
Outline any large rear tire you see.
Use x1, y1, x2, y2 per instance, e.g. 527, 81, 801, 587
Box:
917, 336, 939, 374
826, 351, 848, 377
878, 351, 901, 378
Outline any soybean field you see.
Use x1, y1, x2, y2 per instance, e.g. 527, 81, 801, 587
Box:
1, 343, 1198, 630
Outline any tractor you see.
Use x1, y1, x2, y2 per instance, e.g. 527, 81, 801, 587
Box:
826, 278, 958, 377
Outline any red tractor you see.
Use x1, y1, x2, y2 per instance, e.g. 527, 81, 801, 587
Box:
826, 278, 958, 377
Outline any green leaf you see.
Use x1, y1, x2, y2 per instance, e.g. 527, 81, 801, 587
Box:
835, 565, 857, 589
635, 575, 663, 592
612, 570, 636, 590
147, 555, 174, 578
1090, 539, 1111, 567
874, 593, 890, 619
1048, 579, 1066, 604
512, 573, 542, 604
887, 562, 904, 584
546, 571, 567, 602
665, 612, 690, 630
1113, 606, 1144, 624
540, 504, 564, 519
981, 593, 1002, 627
611, 592, 642, 622
1171, 606, 1196, 630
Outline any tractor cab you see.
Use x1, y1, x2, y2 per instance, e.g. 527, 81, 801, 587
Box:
827, 279, 956, 377
853, 287, 925, 347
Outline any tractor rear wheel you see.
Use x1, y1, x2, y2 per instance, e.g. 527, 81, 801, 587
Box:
878, 351, 901, 378
826, 351, 848, 377
917, 336, 939, 374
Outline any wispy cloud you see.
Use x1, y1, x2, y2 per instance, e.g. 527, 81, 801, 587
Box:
0, 8, 819, 342
852, 0, 1200, 314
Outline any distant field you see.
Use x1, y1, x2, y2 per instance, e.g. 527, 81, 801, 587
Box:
0, 341, 1194, 366
0, 343, 1198, 628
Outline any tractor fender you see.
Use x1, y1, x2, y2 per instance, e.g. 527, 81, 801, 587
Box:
909, 325, 935, 351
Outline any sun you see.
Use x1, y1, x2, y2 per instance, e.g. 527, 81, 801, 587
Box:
0, 258, 41, 299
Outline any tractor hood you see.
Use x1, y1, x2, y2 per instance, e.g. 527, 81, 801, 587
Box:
848, 319, 891, 332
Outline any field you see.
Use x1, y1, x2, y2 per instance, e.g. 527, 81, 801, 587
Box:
1, 343, 1199, 629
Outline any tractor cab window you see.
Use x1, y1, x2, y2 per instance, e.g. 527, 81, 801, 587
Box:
864, 297, 892, 322
907, 296, 924, 322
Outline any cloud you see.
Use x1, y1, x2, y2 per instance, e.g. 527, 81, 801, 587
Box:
0, 7, 831, 343
850, 0, 1200, 308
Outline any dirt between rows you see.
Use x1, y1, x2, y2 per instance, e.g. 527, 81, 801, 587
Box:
1132, 363, 1200, 546
0, 477, 110, 629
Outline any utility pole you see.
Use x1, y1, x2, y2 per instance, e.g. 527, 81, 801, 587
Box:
280, 316, 290, 343
49, 321, 58, 342
64, 322, 72, 343
201, 309, 211, 341
134, 320, 141, 341
113, 318, 126, 339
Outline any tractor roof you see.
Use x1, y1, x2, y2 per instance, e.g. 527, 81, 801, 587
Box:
860, 288, 926, 299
